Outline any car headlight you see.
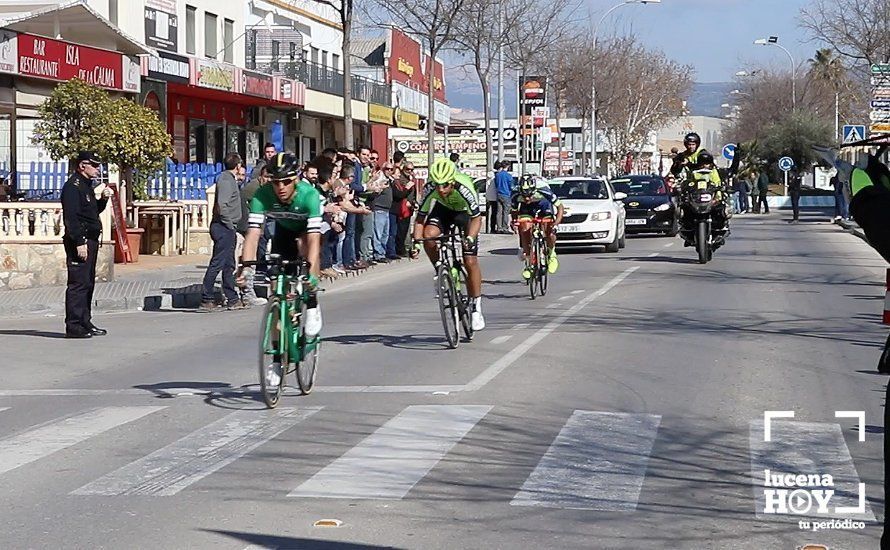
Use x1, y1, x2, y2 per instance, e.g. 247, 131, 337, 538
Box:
654, 203, 671, 212
589, 212, 612, 221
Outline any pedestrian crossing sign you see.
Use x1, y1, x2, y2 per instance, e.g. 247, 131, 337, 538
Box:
842, 125, 866, 144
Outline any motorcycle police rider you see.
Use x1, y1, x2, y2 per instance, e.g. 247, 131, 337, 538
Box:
670, 132, 709, 176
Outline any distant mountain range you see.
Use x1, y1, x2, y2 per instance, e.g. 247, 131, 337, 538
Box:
446, 81, 735, 118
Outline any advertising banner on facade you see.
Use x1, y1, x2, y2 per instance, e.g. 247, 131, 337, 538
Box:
393, 135, 488, 167
368, 104, 394, 125
0, 30, 17, 74
142, 51, 189, 83
144, 0, 178, 52
241, 70, 274, 98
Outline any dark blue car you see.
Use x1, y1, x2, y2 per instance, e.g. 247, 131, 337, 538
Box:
611, 175, 679, 236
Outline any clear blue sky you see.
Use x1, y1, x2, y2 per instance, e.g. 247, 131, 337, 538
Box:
447, 0, 818, 109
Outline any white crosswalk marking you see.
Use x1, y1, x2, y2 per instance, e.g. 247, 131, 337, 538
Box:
0, 407, 9, 413
72, 407, 322, 496
0, 406, 165, 475
749, 420, 875, 521
512, 411, 661, 510
289, 405, 491, 499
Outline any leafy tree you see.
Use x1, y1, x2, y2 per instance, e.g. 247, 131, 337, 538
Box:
753, 112, 833, 170
32, 78, 172, 200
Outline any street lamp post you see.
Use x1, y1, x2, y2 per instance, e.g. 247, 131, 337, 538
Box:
753, 37, 796, 112
590, 0, 660, 176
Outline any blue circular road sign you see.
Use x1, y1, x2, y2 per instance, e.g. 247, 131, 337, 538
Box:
722, 144, 737, 160
778, 156, 794, 172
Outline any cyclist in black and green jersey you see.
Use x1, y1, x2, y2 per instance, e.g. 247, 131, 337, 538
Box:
412, 158, 486, 331
240, 153, 324, 339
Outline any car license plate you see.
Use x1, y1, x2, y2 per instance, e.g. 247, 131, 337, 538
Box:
626, 218, 647, 225
560, 224, 582, 232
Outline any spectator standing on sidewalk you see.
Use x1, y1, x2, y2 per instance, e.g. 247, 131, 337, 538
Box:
61, 151, 113, 338
388, 163, 408, 259
357, 146, 376, 264
201, 152, 244, 311
237, 165, 269, 306
757, 169, 770, 214
832, 173, 849, 221
495, 161, 513, 233
250, 142, 276, 180
739, 172, 752, 213
486, 168, 499, 232
336, 163, 371, 270
395, 163, 417, 256
367, 162, 394, 262
789, 171, 802, 223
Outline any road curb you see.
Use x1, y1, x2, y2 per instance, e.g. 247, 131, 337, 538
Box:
836, 219, 867, 242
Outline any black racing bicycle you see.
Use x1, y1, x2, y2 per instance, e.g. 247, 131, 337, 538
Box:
526, 216, 551, 300
417, 233, 474, 348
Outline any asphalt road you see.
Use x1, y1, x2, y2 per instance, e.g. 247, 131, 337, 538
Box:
0, 210, 887, 550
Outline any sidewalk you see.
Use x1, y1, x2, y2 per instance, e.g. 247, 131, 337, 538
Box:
0, 234, 515, 319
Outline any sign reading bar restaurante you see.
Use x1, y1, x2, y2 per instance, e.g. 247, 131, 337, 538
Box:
16, 33, 139, 93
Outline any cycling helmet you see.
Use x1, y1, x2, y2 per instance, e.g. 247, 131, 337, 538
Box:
266, 153, 300, 181
429, 158, 457, 185
697, 151, 715, 165
683, 132, 701, 145
519, 174, 537, 196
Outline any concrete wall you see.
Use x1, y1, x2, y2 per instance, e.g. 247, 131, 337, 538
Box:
0, 242, 113, 291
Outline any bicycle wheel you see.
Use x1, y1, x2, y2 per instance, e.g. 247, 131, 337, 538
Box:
537, 236, 549, 297
528, 237, 538, 300
258, 297, 287, 408
436, 263, 460, 348
295, 301, 320, 394
456, 267, 474, 341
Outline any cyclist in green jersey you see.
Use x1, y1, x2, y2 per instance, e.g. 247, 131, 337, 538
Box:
412, 158, 486, 331
239, 153, 324, 338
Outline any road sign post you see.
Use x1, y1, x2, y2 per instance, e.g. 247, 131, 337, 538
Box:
779, 156, 794, 197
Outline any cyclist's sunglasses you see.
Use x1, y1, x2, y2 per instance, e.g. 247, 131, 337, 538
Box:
271, 177, 298, 186
435, 179, 455, 188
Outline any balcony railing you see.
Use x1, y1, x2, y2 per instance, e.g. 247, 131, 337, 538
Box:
253, 60, 391, 106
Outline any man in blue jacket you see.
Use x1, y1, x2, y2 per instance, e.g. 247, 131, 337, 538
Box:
495, 161, 513, 233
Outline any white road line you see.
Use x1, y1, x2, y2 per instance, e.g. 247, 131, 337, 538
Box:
749, 420, 875, 521
512, 411, 661, 510
557, 295, 571, 301
0, 406, 165, 475
570, 290, 584, 295
647, 252, 659, 258
663, 242, 675, 248
490, 335, 514, 345
546, 303, 560, 309
511, 323, 530, 330
464, 267, 638, 391
289, 405, 491, 499
0, 407, 9, 413
72, 407, 321, 496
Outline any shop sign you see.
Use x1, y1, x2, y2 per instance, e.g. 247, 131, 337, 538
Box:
193, 58, 237, 92
123, 55, 141, 93
368, 103, 394, 125
0, 30, 17, 74
144, 0, 178, 52
17, 33, 135, 92
242, 70, 274, 98
434, 101, 450, 126
144, 51, 189, 83
519, 75, 547, 115
394, 108, 420, 130
274, 77, 306, 106
393, 82, 426, 117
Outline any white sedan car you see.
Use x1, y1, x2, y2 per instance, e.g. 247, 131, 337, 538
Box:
549, 177, 627, 252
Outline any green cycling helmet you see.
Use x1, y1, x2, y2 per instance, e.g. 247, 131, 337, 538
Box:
429, 158, 457, 185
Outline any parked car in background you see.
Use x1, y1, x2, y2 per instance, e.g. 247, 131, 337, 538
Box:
549, 177, 626, 252
611, 175, 679, 236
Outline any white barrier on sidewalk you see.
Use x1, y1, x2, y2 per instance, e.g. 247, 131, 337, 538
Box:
765, 196, 836, 208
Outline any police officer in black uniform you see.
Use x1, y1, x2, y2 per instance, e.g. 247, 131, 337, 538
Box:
61, 151, 113, 338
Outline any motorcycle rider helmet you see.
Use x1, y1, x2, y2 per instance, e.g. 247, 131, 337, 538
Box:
697, 151, 715, 166
266, 153, 301, 181
428, 158, 458, 185
519, 174, 537, 197
683, 132, 702, 146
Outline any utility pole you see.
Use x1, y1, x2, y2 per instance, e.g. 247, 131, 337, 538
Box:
496, 0, 505, 168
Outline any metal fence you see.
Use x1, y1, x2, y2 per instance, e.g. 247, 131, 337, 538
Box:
256, 60, 391, 106
1, 161, 234, 201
